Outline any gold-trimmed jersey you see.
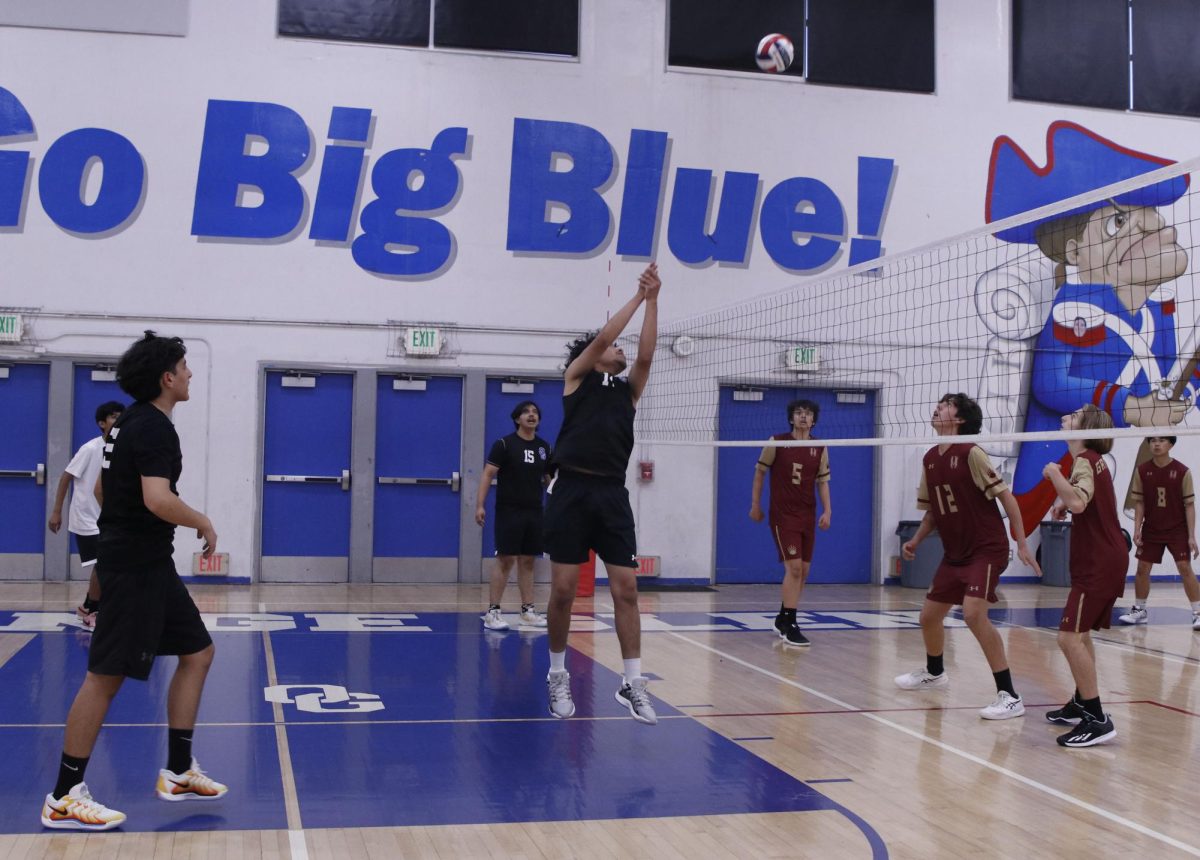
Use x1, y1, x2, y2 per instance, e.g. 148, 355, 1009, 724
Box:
1131, 459, 1194, 543
1067, 449, 1128, 584
759, 434, 829, 520
917, 443, 1008, 564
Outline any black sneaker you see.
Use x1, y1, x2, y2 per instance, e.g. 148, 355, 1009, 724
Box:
1045, 697, 1087, 725
1056, 712, 1116, 748
774, 615, 810, 648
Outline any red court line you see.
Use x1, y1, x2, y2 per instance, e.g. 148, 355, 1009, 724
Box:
1140, 699, 1200, 718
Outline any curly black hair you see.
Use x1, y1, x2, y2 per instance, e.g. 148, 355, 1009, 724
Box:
116, 330, 187, 402
564, 332, 598, 373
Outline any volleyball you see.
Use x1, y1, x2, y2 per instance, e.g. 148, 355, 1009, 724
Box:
755, 33, 794, 73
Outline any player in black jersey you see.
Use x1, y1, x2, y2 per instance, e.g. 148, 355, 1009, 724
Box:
475, 400, 552, 631
42, 332, 226, 832
544, 262, 661, 725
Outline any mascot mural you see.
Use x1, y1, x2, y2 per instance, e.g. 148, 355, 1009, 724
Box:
979, 121, 1195, 535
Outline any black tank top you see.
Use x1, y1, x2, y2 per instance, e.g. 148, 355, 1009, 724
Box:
551, 371, 635, 479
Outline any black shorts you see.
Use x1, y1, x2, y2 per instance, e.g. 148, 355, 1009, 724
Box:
88, 558, 213, 681
543, 470, 637, 568
495, 506, 544, 557
74, 533, 99, 568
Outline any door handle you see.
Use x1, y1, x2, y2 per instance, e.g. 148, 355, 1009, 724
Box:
0, 464, 44, 484
266, 472, 351, 491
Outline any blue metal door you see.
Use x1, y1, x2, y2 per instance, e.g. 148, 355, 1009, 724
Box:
0, 364, 49, 579
67, 365, 127, 578
374, 375, 463, 582
261, 371, 354, 582
480, 378, 563, 569
716, 387, 876, 583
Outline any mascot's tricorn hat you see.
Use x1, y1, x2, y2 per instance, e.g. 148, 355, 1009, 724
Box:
985, 120, 1188, 244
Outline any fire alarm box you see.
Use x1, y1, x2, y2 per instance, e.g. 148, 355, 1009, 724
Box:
638, 460, 654, 481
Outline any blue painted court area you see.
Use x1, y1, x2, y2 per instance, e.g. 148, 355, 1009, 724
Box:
0, 611, 871, 839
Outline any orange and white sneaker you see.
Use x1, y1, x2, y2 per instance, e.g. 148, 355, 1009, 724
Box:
156, 760, 228, 802
41, 782, 126, 830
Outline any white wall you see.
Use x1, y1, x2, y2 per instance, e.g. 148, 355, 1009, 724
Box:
4, 0, 1200, 581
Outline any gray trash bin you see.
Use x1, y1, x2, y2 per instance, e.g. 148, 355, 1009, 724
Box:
1039, 521, 1072, 587
895, 520, 943, 589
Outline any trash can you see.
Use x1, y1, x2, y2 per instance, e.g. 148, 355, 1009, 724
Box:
1038, 521, 1072, 587
895, 520, 943, 589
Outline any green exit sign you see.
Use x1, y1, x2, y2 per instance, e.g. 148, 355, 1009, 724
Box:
404, 327, 441, 356
0, 314, 22, 344
785, 345, 819, 371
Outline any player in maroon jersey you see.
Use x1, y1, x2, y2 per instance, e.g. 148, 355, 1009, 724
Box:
1120, 435, 1200, 630
1042, 404, 1126, 747
750, 399, 831, 647
894, 394, 1039, 720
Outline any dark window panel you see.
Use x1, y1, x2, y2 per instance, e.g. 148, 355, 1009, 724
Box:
1132, 0, 1200, 118
668, 0, 804, 77
434, 0, 577, 55
807, 0, 935, 93
279, 0, 429, 48
1012, 0, 1127, 109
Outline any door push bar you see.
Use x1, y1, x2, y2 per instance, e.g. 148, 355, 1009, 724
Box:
0, 463, 45, 485
377, 471, 461, 492
265, 469, 351, 491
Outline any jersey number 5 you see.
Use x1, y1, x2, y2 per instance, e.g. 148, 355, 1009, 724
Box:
791, 462, 803, 485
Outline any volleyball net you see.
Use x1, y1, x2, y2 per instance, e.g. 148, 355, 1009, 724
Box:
635, 154, 1200, 465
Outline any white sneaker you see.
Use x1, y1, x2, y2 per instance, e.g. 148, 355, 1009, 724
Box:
547, 669, 575, 718
894, 668, 949, 690
41, 782, 126, 830
519, 605, 547, 628
1192, 611, 1200, 631
482, 607, 509, 631
616, 676, 658, 725
979, 690, 1025, 720
156, 759, 228, 801
1118, 606, 1148, 625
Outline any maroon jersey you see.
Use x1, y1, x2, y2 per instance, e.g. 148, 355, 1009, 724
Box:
1131, 459, 1193, 543
759, 434, 829, 522
1067, 450, 1128, 587
917, 443, 1008, 565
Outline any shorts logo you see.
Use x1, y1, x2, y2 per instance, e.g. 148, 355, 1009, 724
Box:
787, 545, 798, 556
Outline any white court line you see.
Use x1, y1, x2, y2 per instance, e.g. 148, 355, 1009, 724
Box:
261, 630, 306, 857
667, 631, 1200, 857
991, 617, 1199, 668
289, 830, 309, 860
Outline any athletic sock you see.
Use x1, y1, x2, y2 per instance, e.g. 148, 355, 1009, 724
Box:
53, 753, 89, 799
1081, 696, 1104, 721
992, 669, 1017, 698
926, 654, 944, 677
488, 603, 501, 612
167, 728, 193, 775
623, 658, 642, 683
549, 650, 566, 673
1191, 600, 1200, 613
778, 605, 797, 623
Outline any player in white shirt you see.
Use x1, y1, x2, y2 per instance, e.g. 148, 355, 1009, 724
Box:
49, 401, 125, 628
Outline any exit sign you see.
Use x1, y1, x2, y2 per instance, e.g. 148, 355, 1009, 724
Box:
192, 552, 230, 576
785, 345, 819, 371
404, 327, 441, 356
0, 314, 22, 343
635, 555, 660, 577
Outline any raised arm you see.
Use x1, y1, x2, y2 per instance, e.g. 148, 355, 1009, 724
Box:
628, 263, 661, 403
564, 263, 658, 394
